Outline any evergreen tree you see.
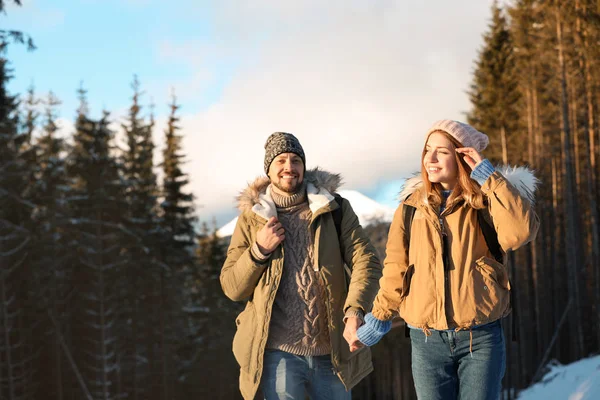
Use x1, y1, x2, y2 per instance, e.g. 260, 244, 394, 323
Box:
0, 40, 37, 400
67, 89, 128, 399
159, 93, 198, 387
29, 91, 75, 399
119, 75, 160, 399
161, 93, 196, 255
196, 219, 230, 341
0, 1, 35, 52
194, 221, 242, 398
467, 1, 521, 164
22, 84, 38, 146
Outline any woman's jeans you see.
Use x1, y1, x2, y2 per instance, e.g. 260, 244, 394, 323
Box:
410, 320, 506, 400
261, 349, 351, 400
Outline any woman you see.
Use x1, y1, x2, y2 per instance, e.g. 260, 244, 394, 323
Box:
352, 120, 540, 400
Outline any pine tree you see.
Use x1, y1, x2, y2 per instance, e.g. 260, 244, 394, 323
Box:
161, 93, 196, 255
119, 76, 160, 400
196, 219, 229, 341
467, 1, 521, 164
194, 221, 242, 398
0, 42, 37, 400
29, 91, 75, 399
0, 1, 35, 52
67, 89, 128, 399
158, 93, 198, 388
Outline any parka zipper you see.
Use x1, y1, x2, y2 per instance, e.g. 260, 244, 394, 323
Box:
256, 246, 282, 384
440, 215, 450, 271
440, 211, 451, 328
319, 268, 344, 384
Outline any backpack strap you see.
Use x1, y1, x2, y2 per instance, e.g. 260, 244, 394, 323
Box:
402, 197, 416, 338
332, 194, 353, 289
402, 203, 416, 249
332, 194, 344, 240
476, 208, 503, 263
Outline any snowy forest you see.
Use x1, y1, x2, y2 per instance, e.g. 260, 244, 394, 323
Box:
1, 0, 600, 399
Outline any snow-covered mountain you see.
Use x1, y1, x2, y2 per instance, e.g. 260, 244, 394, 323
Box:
216, 189, 396, 238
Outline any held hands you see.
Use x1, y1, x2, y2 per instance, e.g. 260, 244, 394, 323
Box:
355, 313, 392, 347
256, 216, 285, 255
456, 147, 484, 170
343, 317, 365, 353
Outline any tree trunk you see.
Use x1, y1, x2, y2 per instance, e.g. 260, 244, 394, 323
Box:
551, 156, 562, 357
501, 125, 509, 165
527, 86, 534, 165
160, 270, 170, 400
555, 4, 585, 358
533, 85, 541, 165
568, 74, 581, 193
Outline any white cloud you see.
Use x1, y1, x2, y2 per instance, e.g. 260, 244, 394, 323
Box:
159, 0, 495, 222
6, 0, 65, 30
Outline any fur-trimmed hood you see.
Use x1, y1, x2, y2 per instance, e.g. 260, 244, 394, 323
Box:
236, 167, 343, 220
398, 165, 540, 204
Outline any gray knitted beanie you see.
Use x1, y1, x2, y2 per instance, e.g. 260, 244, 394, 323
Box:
264, 132, 306, 174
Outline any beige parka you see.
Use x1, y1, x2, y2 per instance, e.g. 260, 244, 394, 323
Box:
220, 168, 382, 400
371, 167, 540, 331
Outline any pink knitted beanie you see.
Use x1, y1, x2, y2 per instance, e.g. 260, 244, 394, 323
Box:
426, 120, 489, 152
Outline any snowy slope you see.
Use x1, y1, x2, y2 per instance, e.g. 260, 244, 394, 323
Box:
216, 189, 395, 238
517, 355, 600, 400
216, 217, 238, 238
337, 189, 396, 225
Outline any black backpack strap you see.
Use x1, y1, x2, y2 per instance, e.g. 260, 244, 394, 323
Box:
332, 194, 352, 289
332, 194, 344, 240
402, 204, 416, 249
402, 199, 416, 338
476, 208, 503, 264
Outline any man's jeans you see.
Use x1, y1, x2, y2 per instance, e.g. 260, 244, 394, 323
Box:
261, 349, 351, 400
410, 320, 506, 400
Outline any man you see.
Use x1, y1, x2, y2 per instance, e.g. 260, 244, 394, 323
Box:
220, 132, 382, 400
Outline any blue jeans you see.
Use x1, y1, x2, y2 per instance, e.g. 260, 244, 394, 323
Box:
261, 349, 351, 400
410, 320, 506, 400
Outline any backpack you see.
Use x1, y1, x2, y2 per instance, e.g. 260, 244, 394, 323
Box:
402, 195, 517, 340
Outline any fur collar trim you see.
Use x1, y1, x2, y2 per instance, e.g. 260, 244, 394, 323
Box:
398, 165, 539, 204
236, 168, 343, 220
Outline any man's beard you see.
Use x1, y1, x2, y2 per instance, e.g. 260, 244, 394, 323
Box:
272, 179, 303, 194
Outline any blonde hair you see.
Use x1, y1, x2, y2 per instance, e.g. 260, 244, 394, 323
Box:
420, 130, 486, 209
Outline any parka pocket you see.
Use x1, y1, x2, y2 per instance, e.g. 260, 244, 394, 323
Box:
232, 303, 256, 373
471, 257, 510, 318
475, 257, 510, 290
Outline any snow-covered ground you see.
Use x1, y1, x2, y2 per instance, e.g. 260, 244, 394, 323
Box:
517, 355, 600, 400
216, 189, 395, 237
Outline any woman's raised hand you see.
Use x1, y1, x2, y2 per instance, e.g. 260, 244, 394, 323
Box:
456, 147, 484, 170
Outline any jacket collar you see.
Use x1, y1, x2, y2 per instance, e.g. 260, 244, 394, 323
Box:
236, 167, 343, 221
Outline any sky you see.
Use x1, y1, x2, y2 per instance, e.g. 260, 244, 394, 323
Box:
4, 0, 498, 227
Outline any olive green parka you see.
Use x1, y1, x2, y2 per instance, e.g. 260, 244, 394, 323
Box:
220, 168, 382, 400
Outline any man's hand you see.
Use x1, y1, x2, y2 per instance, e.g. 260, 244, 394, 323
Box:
343, 316, 364, 353
256, 216, 285, 255
456, 147, 484, 170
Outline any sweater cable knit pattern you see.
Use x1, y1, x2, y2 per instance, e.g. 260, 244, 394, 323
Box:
266, 188, 331, 356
